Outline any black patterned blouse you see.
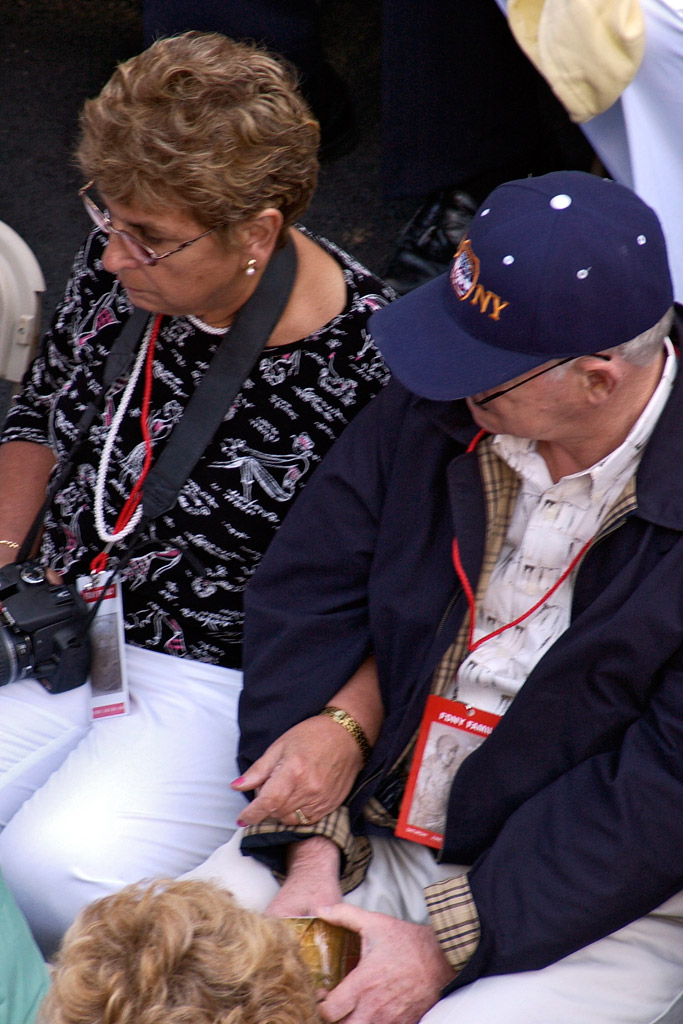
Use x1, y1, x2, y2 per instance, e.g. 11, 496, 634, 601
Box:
2, 227, 393, 667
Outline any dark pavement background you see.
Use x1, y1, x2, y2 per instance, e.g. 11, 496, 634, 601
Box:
0, 0, 413, 332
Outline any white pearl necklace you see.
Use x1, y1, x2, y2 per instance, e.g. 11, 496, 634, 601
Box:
187, 314, 230, 336
93, 319, 154, 545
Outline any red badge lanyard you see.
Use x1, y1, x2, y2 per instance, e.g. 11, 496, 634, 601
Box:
90, 313, 163, 576
452, 428, 594, 654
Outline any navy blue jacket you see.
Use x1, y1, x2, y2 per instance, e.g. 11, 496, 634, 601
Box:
241, 372, 683, 987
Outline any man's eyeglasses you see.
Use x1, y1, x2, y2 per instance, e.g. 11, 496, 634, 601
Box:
78, 182, 216, 266
473, 354, 612, 406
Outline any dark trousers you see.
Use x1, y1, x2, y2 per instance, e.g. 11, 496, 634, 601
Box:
143, 0, 324, 80
143, 0, 593, 200
381, 0, 592, 198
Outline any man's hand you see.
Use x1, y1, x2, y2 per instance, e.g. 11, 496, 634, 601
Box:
266, 836, 343, 918
317, 904, 456, 1024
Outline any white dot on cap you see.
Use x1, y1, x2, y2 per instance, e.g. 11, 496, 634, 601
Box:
637, 234, 647, 245
481, 208, 490, 217
577, 268, 590, 280
503, 255, 514, 265
550, 194, 572, 210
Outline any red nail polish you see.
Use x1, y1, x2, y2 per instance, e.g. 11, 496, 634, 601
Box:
232, 776, 245, 786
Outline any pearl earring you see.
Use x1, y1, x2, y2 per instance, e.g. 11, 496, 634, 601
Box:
245, 258, 257, 276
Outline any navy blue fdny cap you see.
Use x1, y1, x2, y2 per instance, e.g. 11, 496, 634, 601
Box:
370, 171, 673, 400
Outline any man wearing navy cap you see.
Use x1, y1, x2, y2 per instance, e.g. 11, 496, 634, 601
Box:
190, 172, 683, 1023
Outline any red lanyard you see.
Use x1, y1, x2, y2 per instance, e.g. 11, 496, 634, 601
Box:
90, 314, 162, 575
452, 428, 593, 654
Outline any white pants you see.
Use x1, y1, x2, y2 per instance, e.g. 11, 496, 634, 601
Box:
0, 645, 246, 956
187, 832, 683, 1024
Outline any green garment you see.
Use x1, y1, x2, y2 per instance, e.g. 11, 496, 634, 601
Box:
0, 870, 49, 1024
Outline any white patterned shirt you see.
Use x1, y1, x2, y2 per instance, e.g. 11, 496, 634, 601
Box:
455, 339, 676, 715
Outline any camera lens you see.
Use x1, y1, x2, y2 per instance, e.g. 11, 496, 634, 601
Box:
0, 623, 33, 687
0, 627, 21, 686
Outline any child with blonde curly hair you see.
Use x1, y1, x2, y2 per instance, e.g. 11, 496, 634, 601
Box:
40, 878, 320, 1024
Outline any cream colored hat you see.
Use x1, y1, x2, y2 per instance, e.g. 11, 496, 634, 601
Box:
508, 0, 645, 122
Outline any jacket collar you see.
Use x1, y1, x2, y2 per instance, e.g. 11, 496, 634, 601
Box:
633, 355, 683, 529
412, 394, 479, 447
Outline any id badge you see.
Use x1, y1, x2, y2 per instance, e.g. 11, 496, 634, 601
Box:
395, 695, 501, 849
77, 573, 129, 719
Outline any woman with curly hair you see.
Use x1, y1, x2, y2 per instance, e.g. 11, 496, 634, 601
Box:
0, 31, 391, 956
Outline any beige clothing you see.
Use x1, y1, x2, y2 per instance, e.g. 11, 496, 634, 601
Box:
507, 0, 645, 121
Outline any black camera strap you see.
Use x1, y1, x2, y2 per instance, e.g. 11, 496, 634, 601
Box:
16, 236, 298, 567
141, 235, 297, 522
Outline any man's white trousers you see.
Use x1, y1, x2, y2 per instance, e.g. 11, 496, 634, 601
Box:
187, 831, 683, 1024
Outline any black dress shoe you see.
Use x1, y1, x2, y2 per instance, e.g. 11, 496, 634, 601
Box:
384, 189, 478, 294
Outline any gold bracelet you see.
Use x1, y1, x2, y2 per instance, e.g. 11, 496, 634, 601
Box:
319, 706, 371, 765
0, 540, 19, 550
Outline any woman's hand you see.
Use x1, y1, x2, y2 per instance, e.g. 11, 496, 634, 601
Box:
233, 715, 363, 827
234, 655, 383, 828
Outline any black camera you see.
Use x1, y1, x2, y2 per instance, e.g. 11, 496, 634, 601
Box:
0, 562, 91, 692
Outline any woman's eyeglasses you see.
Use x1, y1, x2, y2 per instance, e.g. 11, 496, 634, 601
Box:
78, 182, 215, 266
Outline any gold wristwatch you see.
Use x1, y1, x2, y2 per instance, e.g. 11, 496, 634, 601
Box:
319, 705, 371, 765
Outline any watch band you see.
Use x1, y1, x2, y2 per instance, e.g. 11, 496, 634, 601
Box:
319, 705, 371, 765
